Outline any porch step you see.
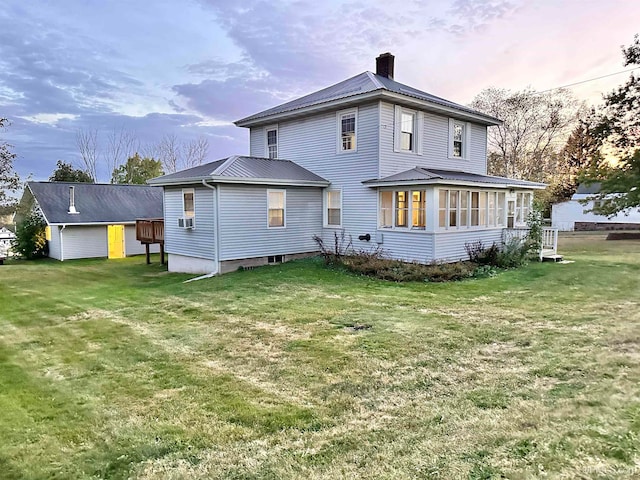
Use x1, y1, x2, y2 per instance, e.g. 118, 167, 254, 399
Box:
542, 254, 563, 262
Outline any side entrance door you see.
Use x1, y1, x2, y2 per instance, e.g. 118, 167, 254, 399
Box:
108, 225, 125, 259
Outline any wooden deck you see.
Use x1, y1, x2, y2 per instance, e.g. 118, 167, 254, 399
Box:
136, 218, 165, 265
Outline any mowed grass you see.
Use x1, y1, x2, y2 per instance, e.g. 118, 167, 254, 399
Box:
0, 233, 639, 479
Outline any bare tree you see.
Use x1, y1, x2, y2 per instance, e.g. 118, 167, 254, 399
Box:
105, 128, 139, 180
470, 88, 582, 181
75, 128, 99, 181
154, 133, 181, 174
183, 137, 209, 168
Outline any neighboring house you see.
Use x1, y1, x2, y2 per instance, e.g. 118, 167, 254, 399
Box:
552, 183, 640, 231
19, 182, 163, 260
150, 53, 545, 274
0, 226, 15, 257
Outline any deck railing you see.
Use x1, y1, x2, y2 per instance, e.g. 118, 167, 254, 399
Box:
136, 218, 164, 244
136, 218, 165, 265
504, 227, 559, 260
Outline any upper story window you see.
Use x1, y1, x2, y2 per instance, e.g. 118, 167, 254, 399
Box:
182, 188, 195, 218
394, 106, 422, 154
449, 119, 469, 159
265, 126, 278, 159
337, 108, 357, 152
267, 189, 285, 228
325, 189, 342, 227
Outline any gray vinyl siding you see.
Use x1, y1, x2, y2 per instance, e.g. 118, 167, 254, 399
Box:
250, 128, 265, 157
218, 185, 322, 260
379, 102, 488, 177
276, 102, 380, 249
164, 187, 216, 260
377, 231, 434, 263
62, 226, 108, 260
124, 225, 159, 256
434, 229, 504, 262
469, 124, 488, 175
48, 226, 62, 260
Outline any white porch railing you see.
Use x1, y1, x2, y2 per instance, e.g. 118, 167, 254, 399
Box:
503, 227, 560, 261
539, 227, 559, 261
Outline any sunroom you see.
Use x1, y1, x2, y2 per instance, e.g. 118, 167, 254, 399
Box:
363, 168, 547, 263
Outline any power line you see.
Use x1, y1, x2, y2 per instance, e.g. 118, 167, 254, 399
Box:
535, 67, 639, 94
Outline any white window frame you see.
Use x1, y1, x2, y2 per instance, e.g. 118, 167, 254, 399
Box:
394, 105, 423, 155
265, 125, 278, 159
438, 188, 506, 230
448, 119, 470, 160
336, 108, 357, 153
378, 188, 428, 230
267, 189, 286, 229
324, 188, 343, 228
182, 188, 195, 218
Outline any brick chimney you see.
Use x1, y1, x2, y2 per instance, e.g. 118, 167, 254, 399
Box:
376, 52, 394, 79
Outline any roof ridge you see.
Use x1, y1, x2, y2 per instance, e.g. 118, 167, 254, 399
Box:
212, 155, 238, 176
365, 71, 385, 90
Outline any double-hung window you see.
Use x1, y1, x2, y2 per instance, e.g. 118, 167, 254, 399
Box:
449, 119, 469, 159
266, 126, 278, 159
182, 188, 195, 218
412, 191, 426, 229
267, 190, 285, 228
395, 191, 409, 227
394, 106, 422, 154
337, 109, 357, 152
325, 189, 342, 227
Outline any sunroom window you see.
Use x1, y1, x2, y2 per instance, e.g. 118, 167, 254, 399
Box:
412, 191, 426, 229
439, 188, 506, 229
380, 190, 427, 229
395, 191, 409, 227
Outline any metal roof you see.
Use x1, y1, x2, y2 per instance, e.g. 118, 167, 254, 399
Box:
363, 167, 547, 189
148, 156, 329, 187
27, 182, 163, 225
235, 71, 501, 126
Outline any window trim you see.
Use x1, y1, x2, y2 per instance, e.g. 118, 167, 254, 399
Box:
265, 125, 278, 159
448, 118, 470, 160
438, 188, 506, 231
378, 188, 428, 231
324, 188, 343, 228
267, 189, 286, 229
394, 105, 423, 155
182, 188, 195, 219
336, 108, 357, 153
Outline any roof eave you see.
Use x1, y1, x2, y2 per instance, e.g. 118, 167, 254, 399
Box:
235, 89, 502, 128
147, 176, 210, 186
235, 90, 384, 127
363, 178, 546, 189
209, 176, 330, 187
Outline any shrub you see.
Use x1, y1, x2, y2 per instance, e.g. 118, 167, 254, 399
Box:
13, 210, 47, 259
495, 237, 529, 268
465, 240, 500, 265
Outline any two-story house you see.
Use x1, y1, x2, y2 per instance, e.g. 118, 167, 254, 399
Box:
149, 53, 545, 274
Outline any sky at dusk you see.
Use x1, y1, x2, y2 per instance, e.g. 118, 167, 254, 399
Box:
1, 0, 639, 182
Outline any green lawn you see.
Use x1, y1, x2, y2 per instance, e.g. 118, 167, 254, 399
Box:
1, 233, 639, 479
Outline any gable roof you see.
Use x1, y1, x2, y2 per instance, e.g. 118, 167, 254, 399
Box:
27, 182, 163, 225
235, 71, 501, 127
362, 167, 546, 189
148, 156, 329, 187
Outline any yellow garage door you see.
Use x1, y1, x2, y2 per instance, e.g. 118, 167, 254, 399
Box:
108, 225, 125, 259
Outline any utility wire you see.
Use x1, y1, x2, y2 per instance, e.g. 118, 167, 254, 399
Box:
535, 67, 639, 94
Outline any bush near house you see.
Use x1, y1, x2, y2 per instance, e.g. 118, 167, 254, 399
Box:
12, 210, 47, 259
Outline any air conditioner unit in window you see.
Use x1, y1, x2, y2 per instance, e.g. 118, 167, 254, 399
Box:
178, 217, 195, 229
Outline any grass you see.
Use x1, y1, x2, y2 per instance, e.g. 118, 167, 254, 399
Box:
0, 232, 639, 479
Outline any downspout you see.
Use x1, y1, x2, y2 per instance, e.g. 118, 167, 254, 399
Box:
200, 179, 220, 276
60, 225, 66, 261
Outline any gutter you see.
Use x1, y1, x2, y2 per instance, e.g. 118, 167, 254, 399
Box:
59, 225, 66, 261
200, 179, 221, 276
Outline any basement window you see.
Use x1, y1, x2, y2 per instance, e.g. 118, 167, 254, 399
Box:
268, 255, 284, 264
